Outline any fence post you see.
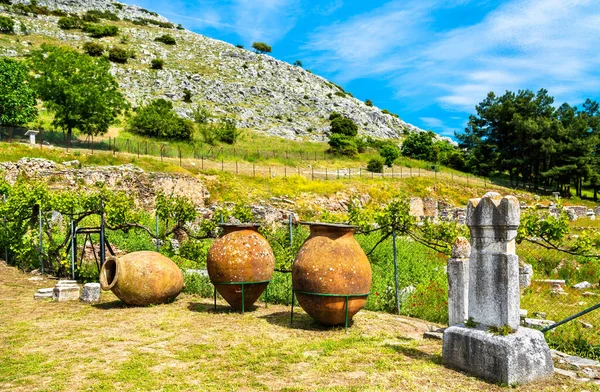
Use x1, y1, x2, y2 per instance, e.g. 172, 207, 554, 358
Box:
155, 213, 160, 252
3, 194, 7, 264
311, 166, 314, 181
349, 168, 351, 179
40, 130, 43, 149
39, 204, 43, 276
393, 228, 400, 314
179, 148, 182, 167
236, 161, 238, 175
400, 167, 402, 178
284, 167, 287, 177
70, 219, 76, 280
289, 214, 293, 247
221, 158, 224, 171
100, 200, 106, 269
325, 167, 328, 180
337, 168, 340, 179
253, 164, 256, 177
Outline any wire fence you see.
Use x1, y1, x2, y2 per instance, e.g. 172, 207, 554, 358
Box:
0, 127, 515, 191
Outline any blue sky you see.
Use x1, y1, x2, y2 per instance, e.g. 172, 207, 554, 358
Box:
130, 0, 600, 138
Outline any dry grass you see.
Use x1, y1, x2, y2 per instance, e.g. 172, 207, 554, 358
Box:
0, 263, 595, 391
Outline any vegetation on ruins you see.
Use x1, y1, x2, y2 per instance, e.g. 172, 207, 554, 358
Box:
28, 44, 127, 144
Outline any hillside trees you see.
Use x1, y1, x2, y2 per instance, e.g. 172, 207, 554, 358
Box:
0, 15, 14, 33
458, 89, 600, 196
28, 44, 127, 147
327, 112, 359, 156
252, 42, 271, 54
128, 99, 194, 141
0, 58, 37, 139
401, 131, 435, 161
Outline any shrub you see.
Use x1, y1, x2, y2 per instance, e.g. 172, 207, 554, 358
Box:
82, 41, 104, 57
382, 109, 400, 118
367, 157, 384, 173
183, 88, 192, 103
330, 116, 358, 137
379, 142, 401, 167
0, 0, 12, 4
177, 23, 184, 30
155, 34, 176, 45
215, 118, 238, 144
107, 46, 129, 63
293, 59, 302, 67
0, 15, 14, 33
150, 58, 164, 69
401, 131, 435, 161
57, 16, 80, 30
334, 91, 346, 98
365, 99, 373, 107
328, 134, 358, 156
235, 44, 244, 49
83, 23, 119, 38
128, 98, 193, 140
251, 41, 271, 54
85, 10, 120, 22
81, 12, 100, 23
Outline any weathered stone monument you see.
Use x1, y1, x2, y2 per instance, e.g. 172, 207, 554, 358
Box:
447, 237, 470, 326
52, 280, 80, 302
443, 192, 554, 385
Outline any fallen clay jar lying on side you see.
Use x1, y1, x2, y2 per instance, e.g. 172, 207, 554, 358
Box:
99, 251, 184, 306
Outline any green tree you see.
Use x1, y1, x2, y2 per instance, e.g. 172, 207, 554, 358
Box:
128, 99, 193, 141
379, 142, 400, 167
330, 116, 358, 137
29, 44, 126, 146
328, 133, 358, 156
251, 42, 271, 54
293, 60, 302, 67
365, 99, 373, 107
215, 118, 238, 144
401, 131, 434, 161
155, 34, 176, 45
107, 46, 129, 63
0, 58, 37, 139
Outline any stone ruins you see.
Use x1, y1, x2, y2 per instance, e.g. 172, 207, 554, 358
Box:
443, 192, 554, 385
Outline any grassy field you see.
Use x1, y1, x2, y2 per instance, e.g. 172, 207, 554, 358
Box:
0, 262, 595, 392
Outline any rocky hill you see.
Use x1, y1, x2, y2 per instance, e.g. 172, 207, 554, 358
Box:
0, 0, 428, 141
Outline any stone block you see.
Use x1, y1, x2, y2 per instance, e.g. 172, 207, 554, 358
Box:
519, 263, 533, 289
574, 281, 592, 290
468, 253, 520, 329
53, 285, 80, 302
80, 283, 101, 303
442, 325, 554, 385
423, 197, 438, 218
34, 288, 54, 300
408, 197, 424, 218
523, 318, 554, 330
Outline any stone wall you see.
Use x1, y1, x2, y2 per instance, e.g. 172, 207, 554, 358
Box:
0, 158, 209, 209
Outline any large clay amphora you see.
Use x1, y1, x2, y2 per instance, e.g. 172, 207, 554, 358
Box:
292, 223, 372, 325
207, 224, 275, 310
99, 251, 184, 306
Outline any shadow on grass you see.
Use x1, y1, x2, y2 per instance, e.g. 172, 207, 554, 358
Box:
93, 300, 127, 310
385, 343, 442, 364
187, 301, 260, 314
259, 310, 352, 332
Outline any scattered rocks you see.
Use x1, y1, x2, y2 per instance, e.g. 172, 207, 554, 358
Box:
574, 281, 592, 290
80, 283, 101, 303
34, 288, 54, 300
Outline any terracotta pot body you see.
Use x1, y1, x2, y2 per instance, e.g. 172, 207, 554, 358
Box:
292, 223, 372, 325
99, 251, 184, 306
207, 224, 274, 310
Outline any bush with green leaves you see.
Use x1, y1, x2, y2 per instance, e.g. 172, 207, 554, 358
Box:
0, 15, 14, 33
150, 58, 164, 69
328, 133, 358, 157
330, 115, 358, 137
365, 99, 373, 107
401, 131, 435, 161
367, 157, 384, 173
107, 46, 129, 63
379, 141, 400, 167
57, 16, 80, 30
155, 34, 176, 45
128, 98, 194, 141
84, 10, 120, 22
82, 23, 119, 38
183, 88, 192, 103
83, 41, 104, 57
215, 118, 239, 144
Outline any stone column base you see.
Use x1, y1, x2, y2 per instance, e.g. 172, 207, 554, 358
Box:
442, 325, 554, 385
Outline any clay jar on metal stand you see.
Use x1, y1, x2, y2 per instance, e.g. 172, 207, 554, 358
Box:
292, 223, 372, 326
99, 251, 184, 306
207, 224, 275, 311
